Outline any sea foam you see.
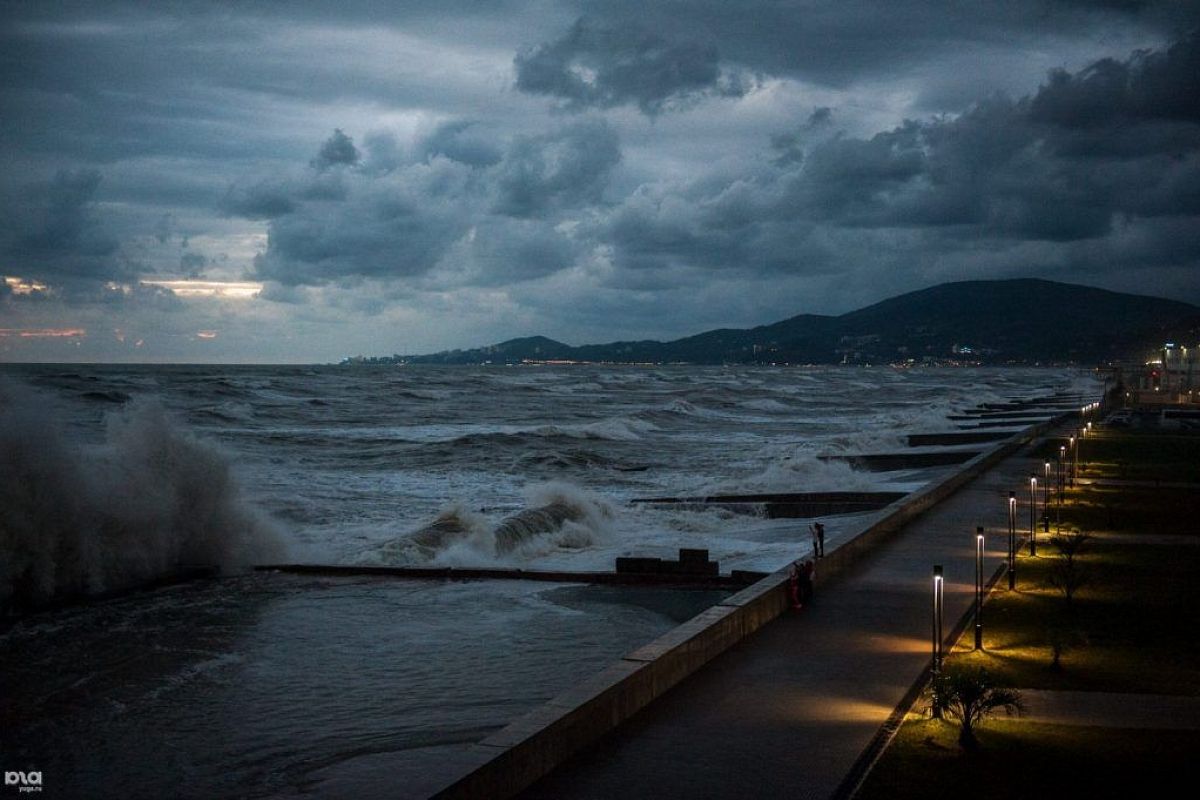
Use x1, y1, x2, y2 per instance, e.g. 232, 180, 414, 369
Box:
0, 382, 284, 611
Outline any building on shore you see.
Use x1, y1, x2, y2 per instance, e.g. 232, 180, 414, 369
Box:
1115, 343, 1198, 406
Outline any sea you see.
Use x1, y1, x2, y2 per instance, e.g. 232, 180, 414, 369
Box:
0, 364, 1098, 798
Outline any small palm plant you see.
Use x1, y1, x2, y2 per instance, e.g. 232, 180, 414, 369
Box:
928, 665, 1024, 749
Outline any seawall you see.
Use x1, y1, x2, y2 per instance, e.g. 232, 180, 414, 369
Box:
426, 411, 1072, 799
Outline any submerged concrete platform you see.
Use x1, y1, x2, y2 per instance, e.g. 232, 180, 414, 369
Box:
254, 563, 763, 588
630, 491, 907, 519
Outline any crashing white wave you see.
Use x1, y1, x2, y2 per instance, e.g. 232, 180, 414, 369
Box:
0, 382, 284, 611
366, 482, 615, 567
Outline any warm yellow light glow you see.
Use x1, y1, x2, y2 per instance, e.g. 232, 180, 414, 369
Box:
141, 279, 262, 299
0, 327, 86, 338
4, 276, 49, 295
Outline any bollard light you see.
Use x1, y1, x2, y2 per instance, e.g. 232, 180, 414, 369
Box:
975, 528, 984, 650
1007, 491, 1017, 590
1029, 474, 1038, 557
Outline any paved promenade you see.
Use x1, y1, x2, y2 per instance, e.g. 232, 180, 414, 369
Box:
521, 437, 1052, 800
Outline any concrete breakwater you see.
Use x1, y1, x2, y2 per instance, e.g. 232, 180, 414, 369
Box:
425, 411, 1072, 800
255, 560, 767, 588
630, 490, 907, 519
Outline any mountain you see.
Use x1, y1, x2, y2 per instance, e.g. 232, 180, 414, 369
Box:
395, 279, 1200, 365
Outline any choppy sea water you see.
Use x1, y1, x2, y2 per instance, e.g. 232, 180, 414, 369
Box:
0, 364, 1097, 798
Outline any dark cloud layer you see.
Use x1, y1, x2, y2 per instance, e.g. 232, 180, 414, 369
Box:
5, 169, 126, 284
493, 119, 620, 216
246, 121, 616, 286
1, 1, 1198, 360
574, 0, 1200, 88
598, 32, 1200, 293
311, 129, 361, 170
515, 17, 747, 114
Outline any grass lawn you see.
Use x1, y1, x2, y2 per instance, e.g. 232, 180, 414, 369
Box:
856, 717, 1200, 800
856, 426, 1200, 798
950, 536, 1200, 694
1035, 429, 1200, 483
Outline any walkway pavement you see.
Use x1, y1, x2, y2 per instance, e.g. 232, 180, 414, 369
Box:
1018, 690, 1200, 730
521, 440, 1052, 800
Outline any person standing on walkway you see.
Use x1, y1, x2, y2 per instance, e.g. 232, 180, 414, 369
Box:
810, 521, 826, 558
800, 559, 815, 607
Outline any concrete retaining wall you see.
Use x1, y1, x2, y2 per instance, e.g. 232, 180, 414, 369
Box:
428, 413, 1069, 799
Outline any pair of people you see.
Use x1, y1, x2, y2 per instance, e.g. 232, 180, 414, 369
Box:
809, 521, 826, 559
789, 559, 815, 610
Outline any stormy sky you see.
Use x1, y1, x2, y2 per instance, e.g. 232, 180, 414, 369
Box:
1, 1, 1198, 362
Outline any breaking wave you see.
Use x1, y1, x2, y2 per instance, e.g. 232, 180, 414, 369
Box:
365, 482, 614, 566
703, 449, 880, 494
0, 382, 284, 612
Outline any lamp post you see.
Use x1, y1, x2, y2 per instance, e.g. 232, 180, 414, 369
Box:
1029, 474, 1038, 557
932, 564, 945, 718
1078, 427, 1086, 480
1007, 491, 1017, 590
1043, 461, 1051, 532
1069, 435, 1077, 487
975, 528, 984, 650
1056, 459, 1063, 535
931, 561, 940, 662
1059, 445, 1066, 493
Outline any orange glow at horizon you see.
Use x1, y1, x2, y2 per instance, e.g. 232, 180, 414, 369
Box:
0, 327, 86, 339
4, 276, 50, 295
141, 279, 262, 299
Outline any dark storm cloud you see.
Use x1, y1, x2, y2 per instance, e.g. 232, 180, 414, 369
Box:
252, 175, 470, 285
311, 129, 361, 170
1028, 33, 1200, 157
599, 33, 1200, 289
220, 179, 298, 220
417, 122, 502, 168
573, 0, 1199, 88
179, 251, 208, 276
455, 218, 579, 286
493, 119, 620, 216
249, 120, 617, 286
514, 17, 748, 114
5, 169, 128, 283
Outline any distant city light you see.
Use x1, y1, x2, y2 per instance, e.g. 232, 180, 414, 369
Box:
4, 276, 49, 295
0, 327, 86, 338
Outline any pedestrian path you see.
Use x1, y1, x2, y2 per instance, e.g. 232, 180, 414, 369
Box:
521, 439, 1054, 800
